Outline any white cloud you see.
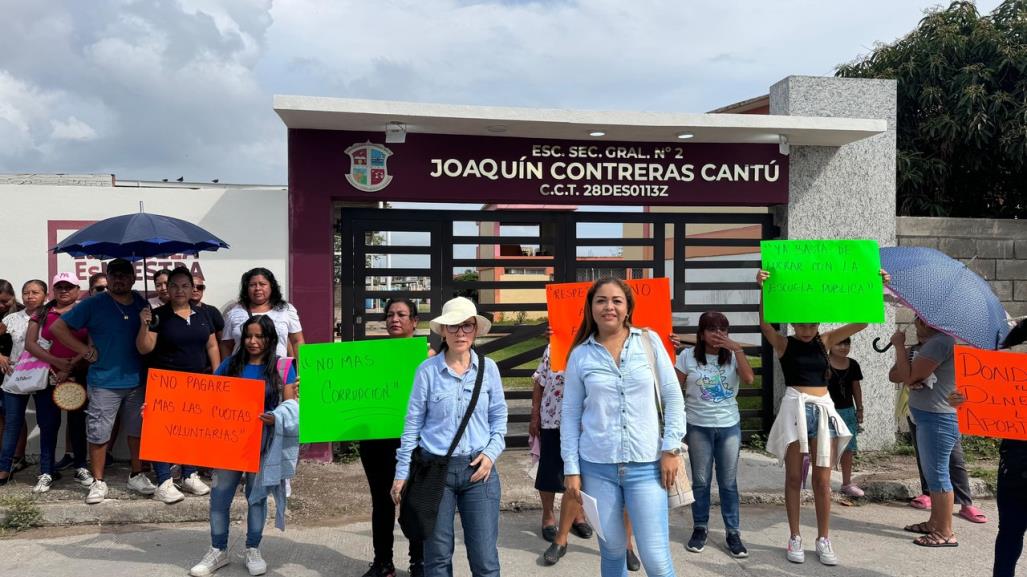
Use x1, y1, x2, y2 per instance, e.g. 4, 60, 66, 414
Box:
51, 116, 99, 141
0, 0, 1006, 183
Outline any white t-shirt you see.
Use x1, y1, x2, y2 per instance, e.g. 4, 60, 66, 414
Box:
674, 347, 741, 428
222, 303, 302, 358
1, 310, 32, 387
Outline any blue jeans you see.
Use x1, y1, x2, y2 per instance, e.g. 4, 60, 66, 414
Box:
686, 424, 741, 533
910, 407, 960, 493
1, 389, 61, 475
580, 459, 676, 577
425, 453, 501, 574
209, 469, 266, 550
153, 462, 198, 485
424, 453, 501, 577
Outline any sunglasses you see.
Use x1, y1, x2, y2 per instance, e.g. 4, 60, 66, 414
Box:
444, 322, 477, 334
195, 285, 206, 291
92, 286, 107, 292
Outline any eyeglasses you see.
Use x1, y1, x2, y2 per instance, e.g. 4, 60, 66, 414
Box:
444, 322, 477, 334
92, 286, 107, 292
195, 285, 206, 291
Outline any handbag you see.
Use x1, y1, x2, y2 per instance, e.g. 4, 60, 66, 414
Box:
4, 338, 53, 394
398, 352, 487, 541
640, 329, 694, 509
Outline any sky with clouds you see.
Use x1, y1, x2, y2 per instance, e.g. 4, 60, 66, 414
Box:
0, 0, 1003, 184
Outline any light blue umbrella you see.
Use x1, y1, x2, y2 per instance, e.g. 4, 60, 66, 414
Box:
880, 246, 1009, 350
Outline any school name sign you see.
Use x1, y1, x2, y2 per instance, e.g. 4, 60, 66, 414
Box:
294, 130, 789, 206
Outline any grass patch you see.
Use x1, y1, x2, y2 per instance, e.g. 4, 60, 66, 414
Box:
969, 466, 998, 493
963, 436, 1000, 463
0, 495, 42, 534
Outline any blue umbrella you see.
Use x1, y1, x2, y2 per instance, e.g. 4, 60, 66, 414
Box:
879, 246, 1009, 350
52, 209, 229, 260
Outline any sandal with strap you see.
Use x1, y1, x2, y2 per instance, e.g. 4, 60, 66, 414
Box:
914, 532, 958, 548
903, 521, 934, 534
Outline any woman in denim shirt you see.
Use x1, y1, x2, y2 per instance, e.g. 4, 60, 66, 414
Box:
392, 297, 508, 577
561, 278, 685, 577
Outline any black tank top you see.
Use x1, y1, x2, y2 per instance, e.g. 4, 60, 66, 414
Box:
779, 336, 828, 387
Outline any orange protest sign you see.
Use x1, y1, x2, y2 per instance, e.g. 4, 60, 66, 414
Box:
546, 278, 674, 372
954, 345, 1027, 440
140, 369, 266, 472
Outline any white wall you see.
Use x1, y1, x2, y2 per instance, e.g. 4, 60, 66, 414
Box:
1, 182, 288, 461
1, 184, 288, 311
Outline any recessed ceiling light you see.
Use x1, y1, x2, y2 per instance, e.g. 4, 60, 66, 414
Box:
486, 125, 508, 133
677, 132, 694, 140
589, 130, 606, 137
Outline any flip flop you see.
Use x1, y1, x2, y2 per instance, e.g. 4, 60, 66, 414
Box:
913, 532, 958, 548
903, 521, 933, 534
909, 495, 932, 510
958, 506, 988, 524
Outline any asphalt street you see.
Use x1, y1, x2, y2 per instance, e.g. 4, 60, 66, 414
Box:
1, 501, 1010, 577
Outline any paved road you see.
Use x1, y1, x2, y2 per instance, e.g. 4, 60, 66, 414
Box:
1, 501, 1011, 577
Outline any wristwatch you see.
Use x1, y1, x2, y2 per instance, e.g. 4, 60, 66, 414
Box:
664, 447, 683, 456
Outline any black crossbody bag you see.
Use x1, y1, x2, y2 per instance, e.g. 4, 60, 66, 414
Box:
399, 354, 487, 541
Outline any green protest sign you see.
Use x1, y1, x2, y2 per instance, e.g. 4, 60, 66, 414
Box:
298, 337, 427, 443
760, 239, 884, 323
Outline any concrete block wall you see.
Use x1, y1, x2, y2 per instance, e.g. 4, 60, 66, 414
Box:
896, 217, 1027, 327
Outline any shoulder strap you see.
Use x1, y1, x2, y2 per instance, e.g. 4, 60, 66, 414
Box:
639, 329, 665, 426
444, 350, 487, 458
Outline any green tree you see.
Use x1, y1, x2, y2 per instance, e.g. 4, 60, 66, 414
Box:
836, 1, 1027, 218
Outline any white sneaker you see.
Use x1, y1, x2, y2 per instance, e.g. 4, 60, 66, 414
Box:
154, 478, 185, 504
245, 547, 267, 576
786, 535, 805, 563
189, 547, 229, 577
85, 479, 109, 504
127, 472, 156, 495
74, 467, 95, 487
182, 472, 211, 495
816, 537, 839, 566
32, 474, 53, 493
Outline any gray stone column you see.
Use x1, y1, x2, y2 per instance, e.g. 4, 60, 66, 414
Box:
769, 76, 898, 450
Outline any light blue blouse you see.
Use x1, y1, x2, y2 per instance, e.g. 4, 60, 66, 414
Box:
395, 350, 508, 480
561, 328, 686, 475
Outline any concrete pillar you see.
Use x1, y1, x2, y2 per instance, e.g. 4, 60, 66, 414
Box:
769, 76, 898, 450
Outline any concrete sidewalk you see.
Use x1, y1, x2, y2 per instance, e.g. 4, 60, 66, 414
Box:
0, 449, 993, 528
0, 504, 1008, 577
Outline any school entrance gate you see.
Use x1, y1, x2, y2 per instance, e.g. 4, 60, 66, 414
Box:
277, 78, 898, 449
336, 206, 778, 447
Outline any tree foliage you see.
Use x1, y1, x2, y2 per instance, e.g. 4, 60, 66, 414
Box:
836, 1, 1027, 218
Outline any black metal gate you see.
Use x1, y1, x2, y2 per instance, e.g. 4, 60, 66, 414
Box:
337, 208, 778, 447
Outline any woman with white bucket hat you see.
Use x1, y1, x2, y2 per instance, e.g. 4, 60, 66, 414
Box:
393, 297, 508, 577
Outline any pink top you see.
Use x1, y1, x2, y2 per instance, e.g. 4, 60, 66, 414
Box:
39, 308, 88, 358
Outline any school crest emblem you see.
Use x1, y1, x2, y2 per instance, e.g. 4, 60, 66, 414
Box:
345, 142, 393, 192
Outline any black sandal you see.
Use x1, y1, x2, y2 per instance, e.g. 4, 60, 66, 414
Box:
541, 525, 558, 542
903, 521, 933, 534
570, 522, 594, 539
543, 542, 567, 565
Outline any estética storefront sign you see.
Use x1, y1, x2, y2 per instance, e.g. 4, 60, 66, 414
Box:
291, 130, 789, 205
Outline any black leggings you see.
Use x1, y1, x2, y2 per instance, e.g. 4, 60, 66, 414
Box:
359, 438, 423, 566
995, 442, 1027, 577
66, 408, 88, 468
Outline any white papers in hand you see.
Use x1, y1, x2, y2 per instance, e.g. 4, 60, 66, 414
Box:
579, 491, 605, 542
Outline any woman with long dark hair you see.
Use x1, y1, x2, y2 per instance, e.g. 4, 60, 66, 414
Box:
0, 279, 27, 477
221, 268, 304, 361
759, 268, 888, 565
561, 278, 684, 577
675, 311, 754, 558
189, 314, 297, 577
